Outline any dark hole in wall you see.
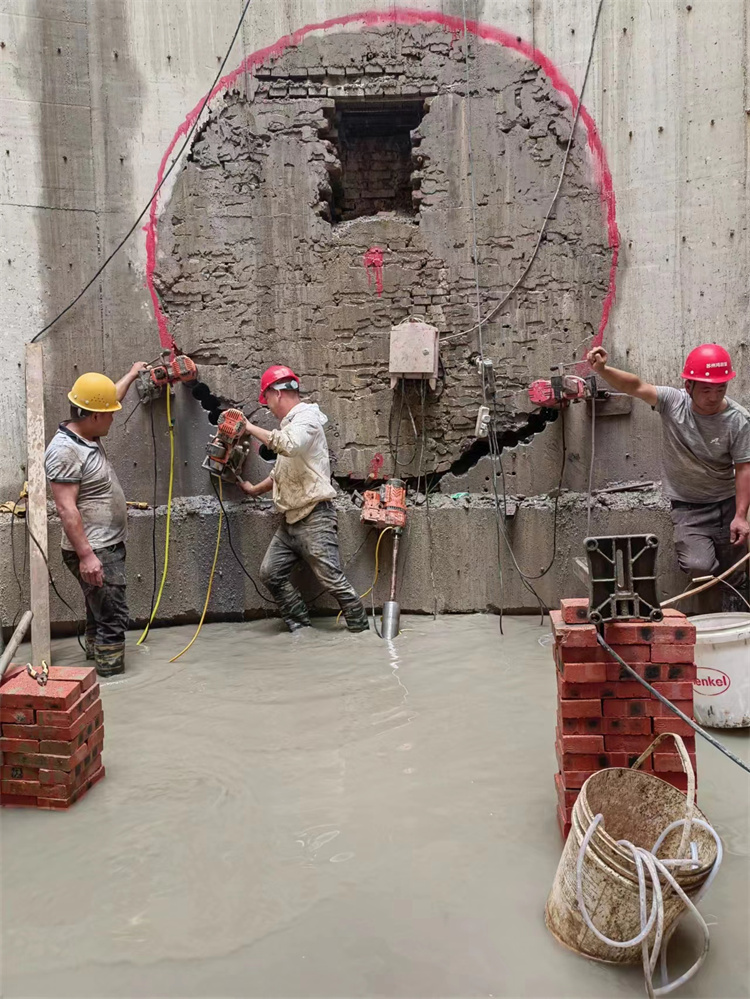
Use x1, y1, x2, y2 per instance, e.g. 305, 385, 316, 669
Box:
329, 99, 425, 223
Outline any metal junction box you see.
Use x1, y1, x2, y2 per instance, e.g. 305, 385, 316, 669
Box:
389, 318, 439, 390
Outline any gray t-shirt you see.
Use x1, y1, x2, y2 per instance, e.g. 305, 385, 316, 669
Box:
44, 424, 127, 551
655, 387, 750, 504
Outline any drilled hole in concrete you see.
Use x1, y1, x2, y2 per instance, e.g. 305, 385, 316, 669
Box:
327, 98, 426, 224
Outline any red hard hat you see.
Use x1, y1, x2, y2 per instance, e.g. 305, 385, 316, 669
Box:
681, 344, 736, 384
259, 365, 300, 404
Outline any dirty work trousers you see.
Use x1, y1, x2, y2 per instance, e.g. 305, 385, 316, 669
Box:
670, 497, 748, 612
260, 501, 369, 632
62, 542, 129, 674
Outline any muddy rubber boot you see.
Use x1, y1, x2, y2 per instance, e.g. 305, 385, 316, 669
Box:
344, 604, 370, 633
95, 642, 125, 677
85, 632, 96, 662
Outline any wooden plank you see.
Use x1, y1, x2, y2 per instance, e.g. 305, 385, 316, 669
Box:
25, 344, 51, 667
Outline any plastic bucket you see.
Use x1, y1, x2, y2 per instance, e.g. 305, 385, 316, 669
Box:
545, 735, 718, 965
691, 612, 750, 729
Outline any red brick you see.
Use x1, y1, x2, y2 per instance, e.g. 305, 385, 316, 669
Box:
614, 681, 653, 698
556, 746, 608, 771
560, 715, 603, 734
1, 723, 39, 739
601, 717, 653, 735
605, 753, 654, 770
654, 752, 697, 773
604, 620, 696, 645
661, 608, 687, 619
651, 682, 694, 702
652, 716, 695, 737
651, 734, 696, 753
559, 699, 602, 719
35, 684, 100, 727
649, 645, 695, 664
558, 733, 605, 753
557, 802, 572, 841
605, 662, 666, 683
560, 598, 590, 624
604, 734, 655, 753
4, 726, 103, 773
45, 666, 97, 691
31, 700, 103, 743
555, 772, 580, 809
666, 664, 696, 681
0, 674, 81, 711
0, 706, 35, 725
557, 675, 618, 699
559, 770, 596, 789
0, 793, 39, 807
647, 700, 694, 718
657, 772, 692, 793
38, 758, 102, 795
550, 610, 598, 647
36, 705, 104, 754
1, 778, 41, 796
603, 699, 649, 718
559, 661, 607, 683
2, 765, 39, 780
37, 764, 105, 809
0, 737, 39, 753
556, 644, 651, 665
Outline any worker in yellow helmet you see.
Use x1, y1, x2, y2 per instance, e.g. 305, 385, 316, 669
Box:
44, 364, 146, 676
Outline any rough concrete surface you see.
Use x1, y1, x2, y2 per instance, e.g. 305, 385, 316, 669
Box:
2, 617, 748, 998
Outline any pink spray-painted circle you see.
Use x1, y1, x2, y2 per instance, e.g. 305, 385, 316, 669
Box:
144, 7, 618, 353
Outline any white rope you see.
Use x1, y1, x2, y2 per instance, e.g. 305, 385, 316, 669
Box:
576, 814, 722, 998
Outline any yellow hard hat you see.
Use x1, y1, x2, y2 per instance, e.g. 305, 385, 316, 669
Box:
68, 372, 122, 413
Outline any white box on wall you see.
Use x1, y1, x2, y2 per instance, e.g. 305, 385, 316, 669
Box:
388, 318, 439, 390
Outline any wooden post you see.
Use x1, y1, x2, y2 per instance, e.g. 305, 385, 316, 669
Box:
25, 344, 51, 666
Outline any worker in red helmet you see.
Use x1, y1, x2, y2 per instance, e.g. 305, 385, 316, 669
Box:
234, 366, 369, 633
588, 343, 750, 610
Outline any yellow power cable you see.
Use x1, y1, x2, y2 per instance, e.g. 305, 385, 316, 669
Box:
137, 389, 175, 645
169, 480, 224, 663
336, 526, 395, 625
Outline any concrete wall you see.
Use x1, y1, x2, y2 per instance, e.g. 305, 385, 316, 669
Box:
1, 0, 748, 626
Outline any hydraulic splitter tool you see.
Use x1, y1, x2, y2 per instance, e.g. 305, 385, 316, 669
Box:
136, 352, 198, 403
202, 408, 251, 481
360, 479, 407, 640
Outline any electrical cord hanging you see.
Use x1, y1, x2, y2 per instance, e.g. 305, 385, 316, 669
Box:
587, 393, 596, 535
441, 0, 607, 345
420, 382, 439, 619
30, 0, 254, 344
169, 481, 224, 662
336, 526, 395, 625
210, 475, 272, 606
147, 404, 159, 624
22, 516, 86, 654
137, 390, 175, 644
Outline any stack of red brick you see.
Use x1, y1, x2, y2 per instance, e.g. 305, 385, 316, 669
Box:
553, 599, 697, 841
0, 665, 105, 809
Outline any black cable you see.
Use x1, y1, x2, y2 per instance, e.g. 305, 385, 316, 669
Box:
420, 382, 438, 619
210, 476, 272, 606
122, 396, 143, 428
23, 517, 86, 653
517, 405, 567, 581
30, 0, 254, 344
9, 502, 25, 630
148, 405, 159, 623
597, 634, 750, 776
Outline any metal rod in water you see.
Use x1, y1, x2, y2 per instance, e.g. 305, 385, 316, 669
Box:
381, 601, 400, 641
389, 533, 400, 602
0, 610, 34, 681
597, 633, 750, 775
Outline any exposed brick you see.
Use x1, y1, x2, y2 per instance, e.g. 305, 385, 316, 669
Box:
556, 802, 572, 841
654, 752, 697, 773
604, 620, 696, 645
602, 699, 649, 718
1, 779, 41, 796
556, 675, 618, 699
601, 717, 653, 735
38, 757, 102, 795
0, 793, 38, 807
652, 717, 695, 737
559, 662, 607, 683
2, 765, 39, 780
554, 772, 579, 809
647, 700, 694, 718
34, 700, 103, 743
556, 644, 650, 665
4, 726, 102, 773
0, 674, 81, 711
667, 664, 697, 681
604, 734, 655, 753
560, 598, 590, 624
661, 608, 687, 619
0, 706, 35, 725
558, 770, 596, 789
559, 699, 602, 719
560, 716, 603, 735
550, 610, 598, 647
45, 666, 97, 692
0, 737, 39, 753
37, 764, 105, 809
657, 772, 691, 793
651, 682, 694, 701
605, 753, 654, 770
36, 684, 100, 727
614, 681, 653, 699
556, 746, 609, 771
649, 646, 695, 664
558, 733, 605, 753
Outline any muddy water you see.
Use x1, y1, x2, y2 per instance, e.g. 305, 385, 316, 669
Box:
2, 615, 748, 998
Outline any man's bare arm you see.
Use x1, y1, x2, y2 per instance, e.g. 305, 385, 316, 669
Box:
731, 463, 750, 546
115, 362, 148, 402
587, 347, 658, 407
49, 481, 103, 586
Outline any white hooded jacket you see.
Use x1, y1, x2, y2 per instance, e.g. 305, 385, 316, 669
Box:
267, 402, 337, 523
